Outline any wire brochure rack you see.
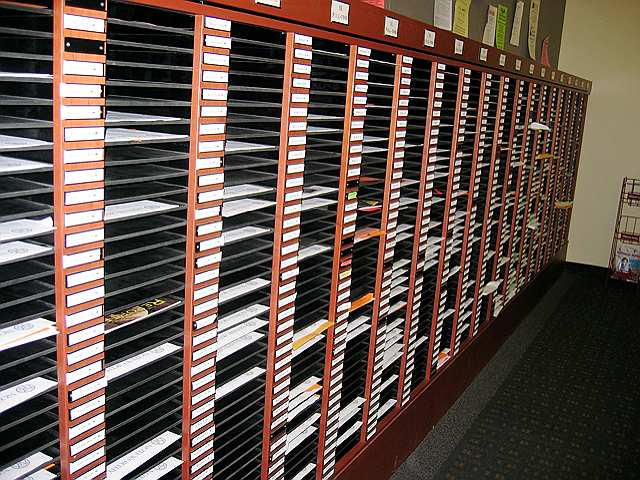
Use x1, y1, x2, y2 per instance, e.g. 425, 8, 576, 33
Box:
0, 0, 590, 479
609, 177, 640, 284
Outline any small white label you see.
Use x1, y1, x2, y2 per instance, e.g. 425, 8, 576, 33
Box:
204, 35, 231, 49
202, 89, 228, 101
499, 53, 506, 66
205, 17, 231, 31
67, 360, 103, 387
202, 70, 229, 83
480, 48, 488, 61
515, 59, 522, 71
294, 34, 313, 46
65, 188, 104, 206
64, 14, 105, 33
455, 39, 464, 55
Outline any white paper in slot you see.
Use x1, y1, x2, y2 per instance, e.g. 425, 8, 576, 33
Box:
106, 111, 181, 124
105, 128, 187, 144
218, 318, 268, 348
224, 183, 271, 200
0, 241, 52, 265
529, 122, 551, 132
0, 134, 52, 151
219, 278, 270, 304
0, 452, 54, 480
0, 318, 56, 353
216, 366, 265, 399
106, 343, 181, 381
298, 244, 332, 261
137, 457, 183, 480
218, 304, 270, 333
222, 198, 275, 217
0, 217, 54, 243
0, 156, 49, 174
21, 469, 57, 479
106, 431, 180, 480
0, 377, 57, 415
105, 200, 177, 221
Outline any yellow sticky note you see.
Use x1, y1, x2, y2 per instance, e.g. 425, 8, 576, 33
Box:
453, 0, 473, 37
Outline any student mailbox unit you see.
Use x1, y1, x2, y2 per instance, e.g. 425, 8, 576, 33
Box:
0, 0, 590, 479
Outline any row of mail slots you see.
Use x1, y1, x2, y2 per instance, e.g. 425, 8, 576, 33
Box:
0, 0, 586, 479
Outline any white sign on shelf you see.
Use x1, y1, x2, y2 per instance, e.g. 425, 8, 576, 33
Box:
454, 39, 464, 55
384, 16, 399, 38
331, 0, 350, 25
256, 0, 281, 6
424, 29, 436, 48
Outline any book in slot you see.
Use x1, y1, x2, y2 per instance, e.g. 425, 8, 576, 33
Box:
104, 296, 181, 332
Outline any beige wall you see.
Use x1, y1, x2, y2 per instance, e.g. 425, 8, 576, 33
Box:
385, 0, 567, 67
560, 0, 640, 267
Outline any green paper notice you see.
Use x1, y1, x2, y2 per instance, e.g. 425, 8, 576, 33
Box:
496, 5, 508, 50
347, 191, 357, 200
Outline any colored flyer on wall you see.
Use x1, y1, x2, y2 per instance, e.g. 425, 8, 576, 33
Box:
453, 0, 473, 37
614, 243, 640, 282
496, 4, 508, 49
528, 0, 541, 60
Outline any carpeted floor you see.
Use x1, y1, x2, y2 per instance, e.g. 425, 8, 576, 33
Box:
391, 266, 640, 480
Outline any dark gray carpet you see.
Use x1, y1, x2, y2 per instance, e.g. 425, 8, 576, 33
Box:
392, 267, 640, 480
